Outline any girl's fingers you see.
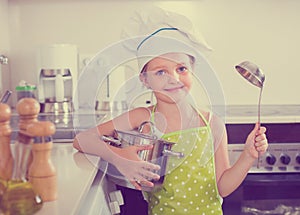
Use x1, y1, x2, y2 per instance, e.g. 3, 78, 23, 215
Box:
140, 168, 160, 180
256, 126, 267, 135
130, 180, 142, 190
140, 180, 154, 188
255, 144, 268, 152
142, 161, 161, 171
255, 137, 268, 152
255, 134, 267, 142
130, 177, 155, 190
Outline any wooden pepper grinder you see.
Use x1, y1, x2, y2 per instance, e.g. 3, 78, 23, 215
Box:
27, 121, 57, 201
16, 97, 40, 131
0, 103, 13, 180
16, 97, 40, 176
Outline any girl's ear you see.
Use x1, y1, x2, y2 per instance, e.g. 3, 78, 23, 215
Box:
139, 72, 151, 89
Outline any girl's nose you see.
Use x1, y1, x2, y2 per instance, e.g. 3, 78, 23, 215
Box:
168, 71, 180, 83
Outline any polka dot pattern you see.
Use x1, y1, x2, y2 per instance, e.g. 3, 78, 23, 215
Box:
147, 126, 223, 215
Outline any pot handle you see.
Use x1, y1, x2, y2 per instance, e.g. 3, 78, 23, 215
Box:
138, 121, 156, 136
101, 135, 122, 147
162, 149, 184, 158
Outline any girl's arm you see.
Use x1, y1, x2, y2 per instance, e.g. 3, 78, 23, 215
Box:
215, 123, 268, 197
73, 107, 146, 157
73, 107, 160, 189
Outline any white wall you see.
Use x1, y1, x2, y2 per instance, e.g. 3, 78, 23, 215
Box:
0, 0, 9, 56
0, 0, 11, 101
5, 0, 300, 107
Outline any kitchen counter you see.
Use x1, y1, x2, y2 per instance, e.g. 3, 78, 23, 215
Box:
214, 104, 300, 123
8, 104, 300, 139
32, 143, 110, 215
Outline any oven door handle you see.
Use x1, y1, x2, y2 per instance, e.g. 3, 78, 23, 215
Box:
244, 173, 300, 186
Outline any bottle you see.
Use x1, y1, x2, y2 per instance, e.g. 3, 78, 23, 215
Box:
0, 131, 43, 215
15, 80, 36, 101
0, 98, 43, 215
0, 103, 13, 180
28, 121, 57, 201
16, 97, 40, 178
0, 102, 13, 211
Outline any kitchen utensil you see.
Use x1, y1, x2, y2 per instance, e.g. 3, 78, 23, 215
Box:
1, 98, 43, 214
235, 61, 265, 168
101, 121, 184, 191
0, 90, 12, 103
0, 101, 13, 180
0, 132, 43, 215
28, 121, 57, 202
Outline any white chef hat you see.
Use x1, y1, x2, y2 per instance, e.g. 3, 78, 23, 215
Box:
120, 6, 212, 72
136, 27, 208, 72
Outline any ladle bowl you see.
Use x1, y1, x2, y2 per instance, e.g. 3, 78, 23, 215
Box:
235, 61, 265, 88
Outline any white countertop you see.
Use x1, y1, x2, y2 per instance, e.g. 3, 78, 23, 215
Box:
34, 144, 107, 215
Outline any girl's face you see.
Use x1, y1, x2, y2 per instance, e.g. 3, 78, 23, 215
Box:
140, 53, 194, 103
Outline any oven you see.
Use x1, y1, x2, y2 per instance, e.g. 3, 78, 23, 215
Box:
222, 105, 300, 215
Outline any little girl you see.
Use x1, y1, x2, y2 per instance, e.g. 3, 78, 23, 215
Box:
73, 27, 268, 215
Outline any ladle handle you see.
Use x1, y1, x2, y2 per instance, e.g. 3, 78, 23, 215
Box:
256, 86, 263, 168
101, 135, 122, 147
257, 86, 264, 128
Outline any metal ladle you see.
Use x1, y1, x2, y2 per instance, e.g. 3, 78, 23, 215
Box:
235, 61, 265, 168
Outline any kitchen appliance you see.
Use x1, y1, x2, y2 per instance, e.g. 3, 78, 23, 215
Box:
101, 121, 184, 192
37, 44, 78, 113
222, 105, 300, 215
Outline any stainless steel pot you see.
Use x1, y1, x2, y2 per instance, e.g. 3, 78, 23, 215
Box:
101, 121, 184, 191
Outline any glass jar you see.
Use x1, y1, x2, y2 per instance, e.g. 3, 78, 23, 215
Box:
0, 133, 43, 215
15, 85, 36, 101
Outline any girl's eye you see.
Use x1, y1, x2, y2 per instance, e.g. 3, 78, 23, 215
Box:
177, 66, 188, 74
155, 70, 166, 76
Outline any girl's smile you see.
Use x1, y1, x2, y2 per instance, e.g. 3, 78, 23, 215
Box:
164, 85, 185, 92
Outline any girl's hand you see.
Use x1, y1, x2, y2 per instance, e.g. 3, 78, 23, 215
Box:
244, 123, 268, 159
112, 144, 161, 190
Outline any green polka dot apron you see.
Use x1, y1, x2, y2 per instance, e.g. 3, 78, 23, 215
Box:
147, 111, 223, 215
